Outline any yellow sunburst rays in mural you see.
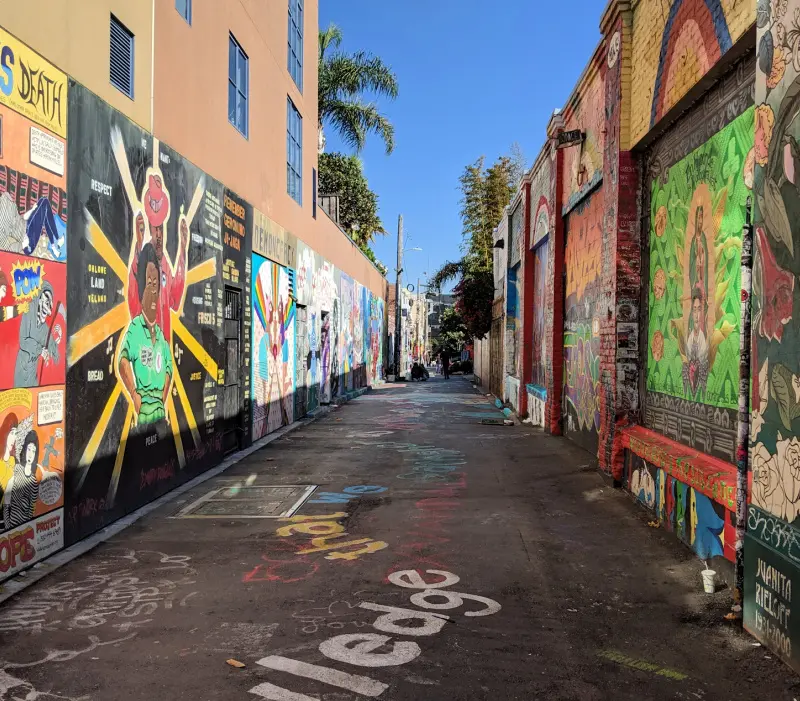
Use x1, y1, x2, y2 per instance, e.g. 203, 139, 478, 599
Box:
67, 130, 217, 506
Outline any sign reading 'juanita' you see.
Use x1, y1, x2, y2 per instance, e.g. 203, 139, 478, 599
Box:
253, 209, 297, 269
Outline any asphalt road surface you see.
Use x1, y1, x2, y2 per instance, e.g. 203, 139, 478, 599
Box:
0, 376, 795, 700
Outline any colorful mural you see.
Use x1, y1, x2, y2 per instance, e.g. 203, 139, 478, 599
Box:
561, 61, 605, 212
0, 30, 67, 579
746, 0, 800, 669
251, 253, 296, 440
627, 453, 734, 562
646, 108, 752, 460
630, 0, 752, 145
531, 239, 548, 390
563, 188, 602, 453
66, 83, 228, 543
368, 294, 385, 385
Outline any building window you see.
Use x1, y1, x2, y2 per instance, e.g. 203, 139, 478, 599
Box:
228, 34, 249, 137
176, 0, 192, 25
288, 0, 303, 92
287, 98, 302, 204
312, 167, 317, 219
110, 15, 134, 98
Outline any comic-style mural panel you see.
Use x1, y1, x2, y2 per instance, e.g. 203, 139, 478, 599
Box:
66, 83, 227, 543
0, 252, 66, 390
251, 253, 296, 440
0, 27, 67, 580
562, 188, 602, 453
0, 386, 65, 580
646, 108, 752, 461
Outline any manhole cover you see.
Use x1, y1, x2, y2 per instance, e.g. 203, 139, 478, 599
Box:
173, 485, 316, 519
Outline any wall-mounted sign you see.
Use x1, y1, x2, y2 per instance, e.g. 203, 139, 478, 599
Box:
253, 209, 297, 269
557, 129, 584, 149
0, 27, 67, 137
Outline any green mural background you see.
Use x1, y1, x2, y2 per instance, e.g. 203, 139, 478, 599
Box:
647, 107, 754, 411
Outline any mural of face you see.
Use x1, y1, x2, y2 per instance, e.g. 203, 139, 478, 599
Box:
142, 260, 160, 327
24, 441, 35, 471
151, 224, 164, 261
143, 174, 170, 262
38, 289, 53, 325
1, 414, 18, 459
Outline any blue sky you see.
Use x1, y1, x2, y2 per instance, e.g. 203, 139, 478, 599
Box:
318, 0, 603, 291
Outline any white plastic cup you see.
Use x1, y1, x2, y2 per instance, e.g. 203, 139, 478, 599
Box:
701, 569, 716, 594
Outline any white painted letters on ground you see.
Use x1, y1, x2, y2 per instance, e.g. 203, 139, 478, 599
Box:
249, 570, 501, 698
319, 633, 421, 668
254, 656, 388, 697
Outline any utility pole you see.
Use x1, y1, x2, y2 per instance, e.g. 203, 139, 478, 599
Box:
394, 214, 403, 380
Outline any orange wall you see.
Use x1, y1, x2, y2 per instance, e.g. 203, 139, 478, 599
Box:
0, 0, 153, 130
152, 0, 383, 295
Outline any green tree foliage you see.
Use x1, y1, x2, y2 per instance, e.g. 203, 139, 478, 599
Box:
432, 307, 467, 356
432, 151, 522, 338
318, 24, 399, 154
318, 152, 386, 246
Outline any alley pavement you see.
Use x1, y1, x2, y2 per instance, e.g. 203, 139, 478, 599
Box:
0, 376, 795, 700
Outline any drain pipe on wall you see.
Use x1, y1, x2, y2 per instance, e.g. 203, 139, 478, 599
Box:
733, 197, 753, 617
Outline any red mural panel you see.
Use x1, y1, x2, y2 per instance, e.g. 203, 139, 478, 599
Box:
0, 252, 66, 390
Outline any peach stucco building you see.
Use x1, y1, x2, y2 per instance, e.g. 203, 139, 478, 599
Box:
0, 0, 386, 297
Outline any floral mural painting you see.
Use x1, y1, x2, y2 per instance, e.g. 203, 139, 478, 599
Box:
751, 0, 800, 528
648, 108, 753, 413
747, 0, 800, 666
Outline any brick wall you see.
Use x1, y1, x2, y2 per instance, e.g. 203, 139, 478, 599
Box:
629, 0, 753, 147
561, 55, 606, 214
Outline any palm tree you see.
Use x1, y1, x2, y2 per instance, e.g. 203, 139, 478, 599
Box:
318, 24, 399, 155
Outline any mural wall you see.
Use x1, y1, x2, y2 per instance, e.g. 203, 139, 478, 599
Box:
562, 187, 603, 453
531, 241, 549, 390
629, 0, 752, 146
561, 61, 605, 213
0, 29, 68, 579
251, 253, 296, 440
626, 453, 735, 563
746, 0, 800, 670
66, 82, 230, 543
646, 109, 753, 462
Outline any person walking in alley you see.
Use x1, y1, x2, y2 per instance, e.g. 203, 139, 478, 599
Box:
441, 350, 451, 380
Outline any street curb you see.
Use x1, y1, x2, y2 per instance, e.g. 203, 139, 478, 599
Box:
0, 386, 373, 605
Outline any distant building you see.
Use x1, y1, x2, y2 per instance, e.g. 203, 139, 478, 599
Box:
426, 293, 455, 343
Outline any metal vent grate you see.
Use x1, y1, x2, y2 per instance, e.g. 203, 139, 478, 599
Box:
110, 15, 134, 98
173, 485, 316, 519
224, 287, 241, 321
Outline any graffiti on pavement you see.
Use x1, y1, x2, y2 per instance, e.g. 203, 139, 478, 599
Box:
357, 442, 465, 483
388, 473, 466, 576
276, 512, 387, 562
0, 549, 197, 633
242, 538, 321, 585
309, 485, 387, 505
249, 569, 501, 699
